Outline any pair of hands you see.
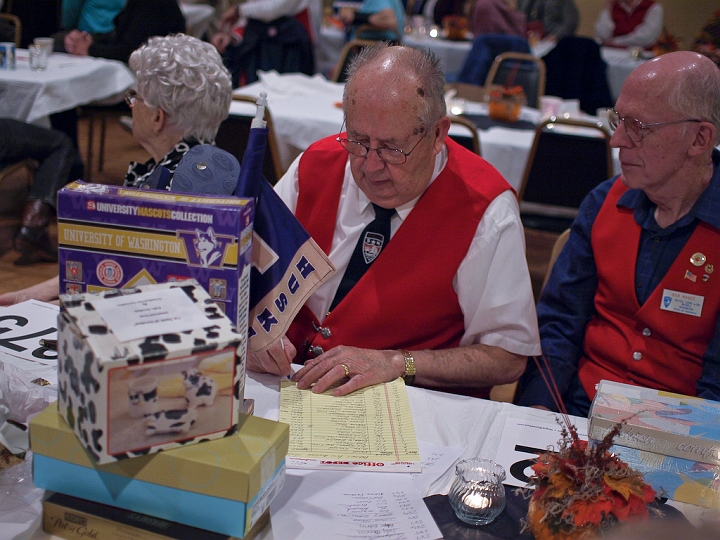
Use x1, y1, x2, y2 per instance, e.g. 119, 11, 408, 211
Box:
64, 30, 93, 56
247, 339, 406, 397
212, 5, 243, 53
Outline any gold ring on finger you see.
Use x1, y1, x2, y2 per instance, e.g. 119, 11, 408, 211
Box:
341, 363, 350, 377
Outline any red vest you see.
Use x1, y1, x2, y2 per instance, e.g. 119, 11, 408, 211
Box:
287, 136, 512, 395
578, 178, 720, 399
611, 0, 655, 37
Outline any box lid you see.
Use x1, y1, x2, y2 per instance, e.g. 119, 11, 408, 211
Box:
589, 380, 720, 466
30, 404, 289, 502
59, 280, 241, 364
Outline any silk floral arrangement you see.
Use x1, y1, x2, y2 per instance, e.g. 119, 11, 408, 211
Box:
521, 357, 661, 540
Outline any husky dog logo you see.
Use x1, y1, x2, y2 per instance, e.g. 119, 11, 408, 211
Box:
362, 232, 385, 264
195, 228, 223, 267
177, 227, 235, 268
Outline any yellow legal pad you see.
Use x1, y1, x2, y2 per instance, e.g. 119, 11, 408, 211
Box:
279, 377, 421, 472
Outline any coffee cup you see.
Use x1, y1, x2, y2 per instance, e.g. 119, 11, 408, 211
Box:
539, 95, 562, 117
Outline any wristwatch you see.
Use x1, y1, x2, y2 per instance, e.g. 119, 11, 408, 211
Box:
400, 350, 416, 385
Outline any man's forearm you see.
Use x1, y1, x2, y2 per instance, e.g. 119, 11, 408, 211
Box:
411, 344, 527, 389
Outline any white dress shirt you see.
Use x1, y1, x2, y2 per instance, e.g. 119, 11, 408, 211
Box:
274, 145, 542, 357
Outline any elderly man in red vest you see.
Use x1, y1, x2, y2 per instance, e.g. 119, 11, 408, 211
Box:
518, 51, 720, 416
595, 0, 664, 49
248, 43, 541, 397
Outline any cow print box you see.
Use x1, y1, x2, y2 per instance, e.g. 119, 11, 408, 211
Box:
57, 280, 245, 464
56, 181, 254, 333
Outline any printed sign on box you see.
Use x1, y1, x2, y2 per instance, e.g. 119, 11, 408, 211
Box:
57, 181, 253, 332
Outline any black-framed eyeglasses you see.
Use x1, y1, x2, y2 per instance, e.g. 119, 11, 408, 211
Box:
336, 121, 427, 165
124, 89, 142, 107
607, 108, 703, 142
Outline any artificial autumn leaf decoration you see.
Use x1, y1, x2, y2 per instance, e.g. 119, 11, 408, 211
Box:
522, 357, 660, 539
525, 422, 659, 539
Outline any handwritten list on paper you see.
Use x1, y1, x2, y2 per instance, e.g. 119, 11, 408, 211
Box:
279, 378, 421, 471
270, 470, 442, 539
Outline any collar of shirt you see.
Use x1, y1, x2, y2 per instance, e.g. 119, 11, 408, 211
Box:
616, 148, 720, 233
352, 144, 449, 222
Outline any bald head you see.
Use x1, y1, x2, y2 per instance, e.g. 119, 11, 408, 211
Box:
624, 51, 720, 144
342, 44, 447, 129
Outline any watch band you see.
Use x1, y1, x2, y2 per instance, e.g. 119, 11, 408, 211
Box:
400, 350, 416, 385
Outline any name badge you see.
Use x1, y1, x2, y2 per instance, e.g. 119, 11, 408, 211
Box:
660, 289, 704, 318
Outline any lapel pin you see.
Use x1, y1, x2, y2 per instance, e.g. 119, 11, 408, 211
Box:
690, 252, 706, 266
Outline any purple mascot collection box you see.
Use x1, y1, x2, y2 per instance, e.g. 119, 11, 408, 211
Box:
56, 181, 254, 331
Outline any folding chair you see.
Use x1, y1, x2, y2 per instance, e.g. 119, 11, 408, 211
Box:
518, 117, 612, 233
0, 13, 21, 46
449, 115, 481, 156
332, 39, 379, 83
485, 52, 546, 108
214, 95, 284, 185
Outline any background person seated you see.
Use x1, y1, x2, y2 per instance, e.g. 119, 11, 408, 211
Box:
61, 0, 126, 35
337, 0, 405, 42
469, 0, 526, 38
517, 0, 578, 43
518, 51, 720, 416
124, 33, 232, 189
595, 0, 664, 49
249, 44, 541, 398
211, 0, 315, 87
58, 0, 186, 63
692, 8, 720, 68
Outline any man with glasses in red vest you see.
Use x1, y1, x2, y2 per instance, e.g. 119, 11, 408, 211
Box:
248, 44, 541, 397
518, 51, 720, 415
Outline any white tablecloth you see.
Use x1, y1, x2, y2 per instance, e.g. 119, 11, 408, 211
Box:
600, 46, 648, 102
8, 368, 711, 539
403, 33, 472, 82
0, 51, 135, 123
316, 26, 472, 82
231, 71, 620, 192
179, 2, 216, 39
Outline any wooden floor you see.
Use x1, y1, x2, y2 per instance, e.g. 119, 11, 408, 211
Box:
0, 112, 149, 296
0, 113, 559, 301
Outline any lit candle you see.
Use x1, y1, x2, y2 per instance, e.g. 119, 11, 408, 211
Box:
462, 491, 491, 510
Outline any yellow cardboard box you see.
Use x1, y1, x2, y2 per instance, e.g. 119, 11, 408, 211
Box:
31, 405, 289, 536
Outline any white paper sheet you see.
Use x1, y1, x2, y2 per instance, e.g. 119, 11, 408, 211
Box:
92, 287, 211, 342
412, 441, 466, 498
269, 470, 442, 539
0, 299, 58, 369
495, 417, 588, 488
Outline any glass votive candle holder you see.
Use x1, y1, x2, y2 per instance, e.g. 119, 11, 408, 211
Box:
448, 458, 506, 526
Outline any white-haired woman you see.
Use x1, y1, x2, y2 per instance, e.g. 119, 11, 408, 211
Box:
0, 34, 232, 303
124, 33, 233, 189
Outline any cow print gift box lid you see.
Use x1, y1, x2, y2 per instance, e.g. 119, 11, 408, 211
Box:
56, 280, 245, 464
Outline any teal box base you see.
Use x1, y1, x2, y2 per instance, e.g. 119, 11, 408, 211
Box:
33, 454, 285, 537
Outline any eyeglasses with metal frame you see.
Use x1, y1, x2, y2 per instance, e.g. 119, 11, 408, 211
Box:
336, 121, 427, 165
125, 89, 142, 107
607, 108, 703, 142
